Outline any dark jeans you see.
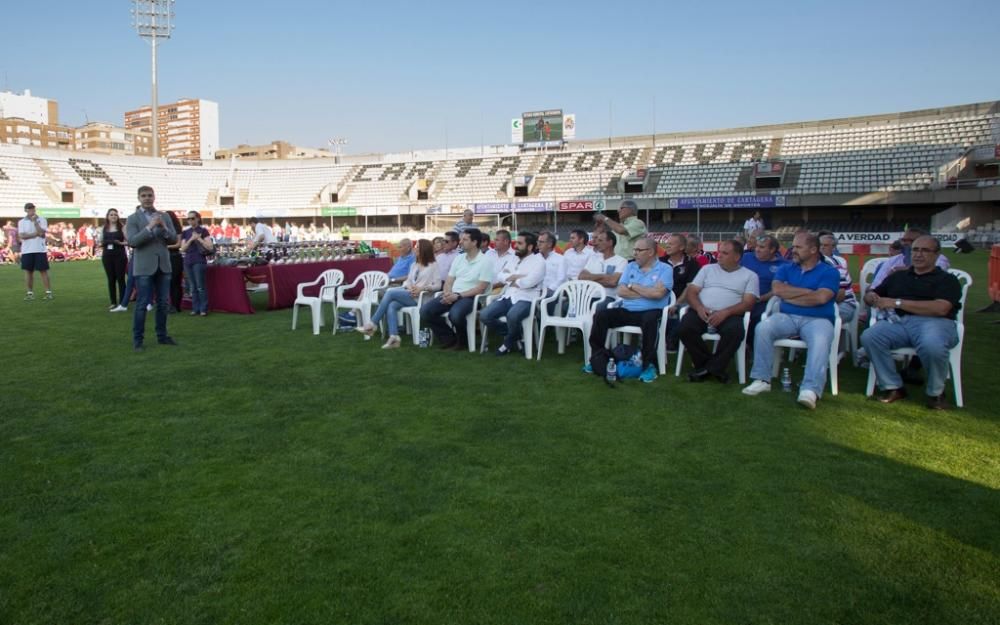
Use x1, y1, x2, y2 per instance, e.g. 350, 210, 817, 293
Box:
133, 269, 171, 345
169, 253, 184, 310
420, 296, 476, 346
102, 252, 127, 306
120, 260, 137, 308
589, 306, 663, 368
677, 309, 745, 375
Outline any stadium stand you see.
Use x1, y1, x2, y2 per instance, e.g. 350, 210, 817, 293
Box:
1, 102, 997, 233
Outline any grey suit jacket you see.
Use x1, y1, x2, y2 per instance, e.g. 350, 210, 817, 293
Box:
126, 207, 177, 276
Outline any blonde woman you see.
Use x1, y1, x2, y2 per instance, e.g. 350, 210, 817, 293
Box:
359, 239, 440, 348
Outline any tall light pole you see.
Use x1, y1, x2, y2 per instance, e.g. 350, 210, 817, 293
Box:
132, 0, 175, 158
327, 137, 348, 162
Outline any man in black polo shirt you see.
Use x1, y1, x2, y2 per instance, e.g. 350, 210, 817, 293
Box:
861, 236, 963, 409
659, 233, 700, 352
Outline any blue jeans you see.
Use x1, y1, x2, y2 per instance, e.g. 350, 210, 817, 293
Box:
119, 260, 136, 308
133, 269, 171, 344
185, 262, 208, 314
480, 297, 533, 349
371, 287, 417, 336
861, 315, 958, 396
420, 296, 476, 345
750, 312, 834, 396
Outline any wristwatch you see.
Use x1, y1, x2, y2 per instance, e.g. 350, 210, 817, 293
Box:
894, 299, 902, 308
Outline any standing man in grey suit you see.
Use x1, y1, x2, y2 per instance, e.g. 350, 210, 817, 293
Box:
126, 186, 178, 351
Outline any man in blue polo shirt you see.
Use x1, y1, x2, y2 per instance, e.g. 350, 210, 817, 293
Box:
386, 238, 415, 284
587, 237, 673, 383
741, 234, 787, 346
742, 232, 840, 409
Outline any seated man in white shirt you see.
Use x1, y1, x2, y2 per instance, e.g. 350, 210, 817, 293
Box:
562, 229, 595, 280
434, 231, 460, 282
578, 230, 627, 311
678, 239, 759, 384
480, 232, 546, 356
537, 230, 566, 303
490, 229, 519, 291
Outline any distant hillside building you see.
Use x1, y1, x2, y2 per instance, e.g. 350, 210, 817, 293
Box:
215, 140, 335, 161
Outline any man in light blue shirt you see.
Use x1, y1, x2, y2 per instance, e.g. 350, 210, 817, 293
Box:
587, 237, 673, 383
387, 238, 415, 284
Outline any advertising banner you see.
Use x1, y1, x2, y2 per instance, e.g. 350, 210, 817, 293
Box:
473, 201, 553, 214
670, 196, 786, 209
558, 200, 595, 212
321, 206, 357, 217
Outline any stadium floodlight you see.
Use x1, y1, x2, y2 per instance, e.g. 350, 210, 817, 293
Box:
328, 138, 348, 161
131, 0, 175, 158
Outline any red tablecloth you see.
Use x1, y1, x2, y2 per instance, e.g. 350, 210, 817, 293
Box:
205, 258, 391, 313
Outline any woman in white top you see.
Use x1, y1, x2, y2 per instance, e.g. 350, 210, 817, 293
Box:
359, 239, 441, 349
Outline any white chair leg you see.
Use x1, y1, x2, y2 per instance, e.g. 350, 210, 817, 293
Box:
737, 344, 747, 384
674, 342, 685, 377
311, 302, 321, 335
657, 338, 666, 375
466, 317, 476, 353
865, 363, 877, 397
522, 318, 533, 360
950, 350, 963, 407
291, 304, 299, 330
828, 353, 839, 395
556, 327, 567, 354
536, 325, 547, 360
331, 307, 340, 334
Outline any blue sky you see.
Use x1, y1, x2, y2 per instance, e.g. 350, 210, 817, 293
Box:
1, 0, 997, 155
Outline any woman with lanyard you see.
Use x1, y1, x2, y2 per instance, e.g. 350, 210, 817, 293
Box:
100, 208, 128, 310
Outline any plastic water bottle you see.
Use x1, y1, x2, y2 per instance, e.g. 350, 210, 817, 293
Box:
419, 329, 430, 348
605, 359, 617, 387
781, 368, 793, 392
705, 309, 717, 334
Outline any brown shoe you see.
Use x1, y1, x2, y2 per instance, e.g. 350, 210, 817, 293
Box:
877, 388, 908, 404
925, 393, 947, 410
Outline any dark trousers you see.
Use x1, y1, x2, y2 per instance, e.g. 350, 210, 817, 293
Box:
421, 296, 476, 346
102, 252, 127, 306
677, 309, 745, 375
133, 269, 171, 345
169, 253, 184, 310
589, 307, 662, 368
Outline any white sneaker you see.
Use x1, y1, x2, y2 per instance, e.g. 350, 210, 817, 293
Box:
742, 380, 772, 396
381, 335, 401, 349
797, 389, 818, 410
110, 305, 127, 312
146, 304, 153, 311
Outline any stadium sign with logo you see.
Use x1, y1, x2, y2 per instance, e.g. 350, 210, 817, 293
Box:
558, 200, 595, 212
38, 207, 80, 218
835, 232, 904, 243
321, 206, 357, 217
473, 201, 553, 214
670, 196, 785, 209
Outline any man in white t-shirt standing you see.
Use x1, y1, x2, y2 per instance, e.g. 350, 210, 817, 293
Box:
247, 217, 275, 253
562, 229, 595, 280
743, 211, 764, 238
678, 239, 759, 383
17, 203, 53, 301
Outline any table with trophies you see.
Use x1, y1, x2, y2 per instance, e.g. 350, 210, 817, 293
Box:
203, 241, 392, 314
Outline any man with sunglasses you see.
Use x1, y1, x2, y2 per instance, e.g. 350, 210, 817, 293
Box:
587, 237, 672, 383
861, 236, 962, 410
869, 227, 949, 290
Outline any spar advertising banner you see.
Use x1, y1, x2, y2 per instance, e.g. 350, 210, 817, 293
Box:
558, 200, 595, 212
473, 201, 553, 214
669, 196, 786, 209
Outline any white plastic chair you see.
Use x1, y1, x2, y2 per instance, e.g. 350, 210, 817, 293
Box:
394, 289, 440, 345
536, 280, 606, 364
478, 290, 540, 359
850, 256, 885, 362
291, 269, 344, 335
763, 296, 843, 395
605, 291, 677, 375
864, 269, 972, 407
673, 305, 752, 383
333, 271, 390, 336
429, 291, 487, 352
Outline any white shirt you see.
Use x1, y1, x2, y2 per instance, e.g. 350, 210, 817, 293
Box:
254, 222, 275, 244
501, 253, 546, 304
582, 252, 629, 298
492, 248, 519, 283
18, 216, 48, 255
691, 263, 760, 311
542, 251, 567, 294
562, 245, 595, 280
743, 217, 763, 234
436, 249, 459, 282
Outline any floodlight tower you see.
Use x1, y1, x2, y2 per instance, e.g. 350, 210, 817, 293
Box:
131, 0, 175, 158
328, 138, 348, 162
